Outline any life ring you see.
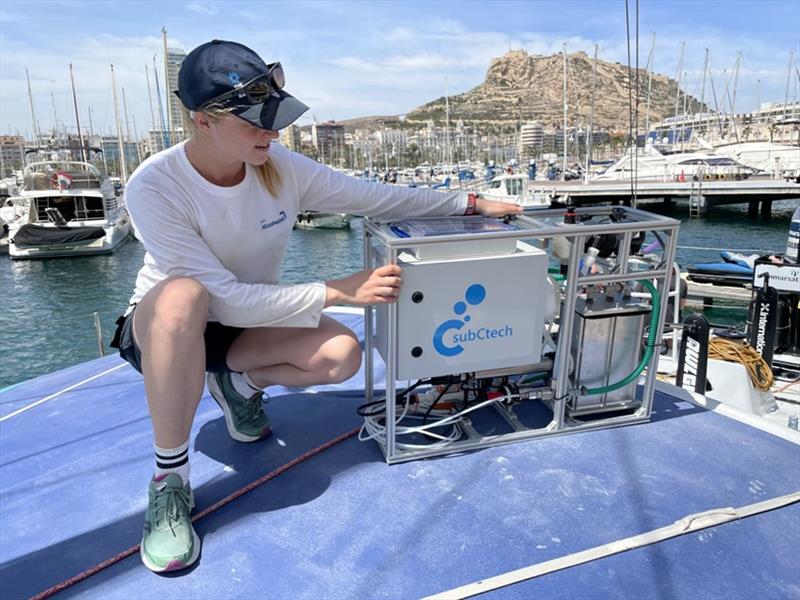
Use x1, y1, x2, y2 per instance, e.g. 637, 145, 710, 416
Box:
703, 173, 713, 181
718, 173, 726, 181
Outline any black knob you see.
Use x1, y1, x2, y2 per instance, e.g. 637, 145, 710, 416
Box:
411, 291, 424, 303
411, 346, 423, 358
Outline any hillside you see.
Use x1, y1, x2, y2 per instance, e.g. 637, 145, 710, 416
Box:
348, 50, 707, 132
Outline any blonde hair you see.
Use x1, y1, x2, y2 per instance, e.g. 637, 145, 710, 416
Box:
181, 104, 282, 197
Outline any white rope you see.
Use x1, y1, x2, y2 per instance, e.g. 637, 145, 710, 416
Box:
0, 363, 127, 422
676, 245, 768, 252
423, 491, 800, 600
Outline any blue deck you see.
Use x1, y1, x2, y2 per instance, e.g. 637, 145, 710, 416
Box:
1, 311, 799, 599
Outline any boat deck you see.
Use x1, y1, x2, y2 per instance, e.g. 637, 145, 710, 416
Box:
1, 310, 799, 599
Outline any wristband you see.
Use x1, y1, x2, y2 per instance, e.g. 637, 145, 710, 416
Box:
465, 193, 477, 216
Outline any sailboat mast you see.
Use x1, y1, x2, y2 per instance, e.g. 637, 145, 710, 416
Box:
700, 49, 709, 135
562, 43, 568, 182
784, 51, 794, 120
122, 87, 136, 169
680, 70, 689, 151
50, 91, 60, 138
132, 114, 143, 163
645, 33, 655, 134
152, 55, 168, 151
444, 77, 451, 167
87, 105, 95, 141
88, 105, 108, 173
720, 69, 739, 141
731, 52, 741, 122
700, 49, 709, 110
162, 27, 173, 146
144, 64, 158, 138
586, 43, 598, 183
110, 63, 128, 182
69, 64, 86, 161
672, 41, 685, 128
25, 67, 41, 145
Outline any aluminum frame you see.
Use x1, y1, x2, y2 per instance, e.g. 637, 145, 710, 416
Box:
363, 205, 680, 464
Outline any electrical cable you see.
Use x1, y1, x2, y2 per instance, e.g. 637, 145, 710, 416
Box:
421, 382, 454, 424
360, 392, 515, 452
708, 337, 774, 391
355, 379, 426, 416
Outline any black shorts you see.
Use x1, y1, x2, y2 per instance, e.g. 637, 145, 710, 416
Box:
110, 305, 245, 374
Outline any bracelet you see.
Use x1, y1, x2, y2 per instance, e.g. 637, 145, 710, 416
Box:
465, 193, 477, 216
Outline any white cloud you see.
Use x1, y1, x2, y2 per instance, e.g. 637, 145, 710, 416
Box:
185, 2, 218, 16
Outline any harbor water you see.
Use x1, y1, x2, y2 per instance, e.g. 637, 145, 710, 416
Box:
0, 200, 797, 389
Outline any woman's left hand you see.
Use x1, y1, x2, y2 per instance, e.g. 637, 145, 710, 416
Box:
475, 197, 523, 218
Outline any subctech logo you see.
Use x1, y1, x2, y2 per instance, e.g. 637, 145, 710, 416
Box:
432, 283, 513, 357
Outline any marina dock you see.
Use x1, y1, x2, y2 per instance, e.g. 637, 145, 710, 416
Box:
528, 177, 800, 215
681, 273, 753, 306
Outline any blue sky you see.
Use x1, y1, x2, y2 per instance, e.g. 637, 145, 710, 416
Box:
1, 0, 798, 138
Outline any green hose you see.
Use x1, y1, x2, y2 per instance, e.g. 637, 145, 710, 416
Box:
584, 279, 660, 395
547, 269, 660, 395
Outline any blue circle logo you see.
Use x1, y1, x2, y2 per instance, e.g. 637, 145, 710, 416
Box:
433, 283, 487, 356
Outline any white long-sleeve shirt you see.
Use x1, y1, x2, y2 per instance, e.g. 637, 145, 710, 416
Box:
125, 141, 467, 328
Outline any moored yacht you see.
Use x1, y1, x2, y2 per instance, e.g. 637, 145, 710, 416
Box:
709, 140, 800, 180
7, 149, 131, 259
478, 173, 552, 207
295, 210, 352, 229
592, 143, 758, 182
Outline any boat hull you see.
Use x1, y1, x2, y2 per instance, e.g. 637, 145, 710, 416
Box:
295, 212, 351, 229
8, 219, 131, 259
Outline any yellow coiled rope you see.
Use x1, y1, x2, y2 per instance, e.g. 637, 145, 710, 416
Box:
709, 338, 774, 391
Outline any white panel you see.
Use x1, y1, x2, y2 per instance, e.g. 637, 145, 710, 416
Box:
377, 241, 547, 380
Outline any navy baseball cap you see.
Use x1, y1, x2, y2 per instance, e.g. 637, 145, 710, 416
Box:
177, 39, 309, 131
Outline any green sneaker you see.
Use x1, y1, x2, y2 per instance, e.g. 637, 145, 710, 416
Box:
140, 473, 200, 572
206, 372, 272, 442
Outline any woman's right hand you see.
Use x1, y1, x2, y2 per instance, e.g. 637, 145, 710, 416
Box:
325, 264, 403, 307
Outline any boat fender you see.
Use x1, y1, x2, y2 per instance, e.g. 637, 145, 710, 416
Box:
747, 273, 779, 367
676, 313, 710, 394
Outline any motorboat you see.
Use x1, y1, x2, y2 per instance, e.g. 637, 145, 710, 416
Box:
479, 173, 552, 207
592, 144, 758, 182
709, 141, 800, 180
7, 148, 131, 259
295, 211, 352, 229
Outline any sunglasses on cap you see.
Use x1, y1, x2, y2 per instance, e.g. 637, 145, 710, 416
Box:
201, 62, 285, 109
